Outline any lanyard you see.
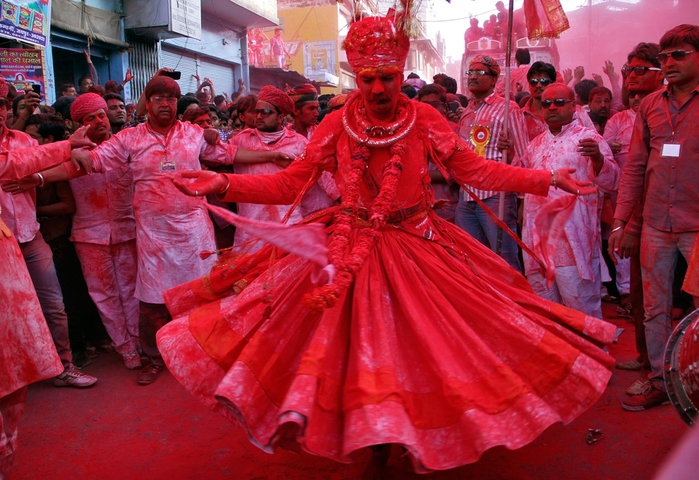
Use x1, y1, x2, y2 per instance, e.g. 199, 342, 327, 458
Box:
663, 92, 696, 141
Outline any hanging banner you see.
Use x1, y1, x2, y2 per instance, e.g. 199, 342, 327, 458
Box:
0, 48, 46, 101
0, 0, 51, 48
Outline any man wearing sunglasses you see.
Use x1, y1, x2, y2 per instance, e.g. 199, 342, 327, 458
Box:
604, 44, 665, 385
519, 84, 618, 321
229, 85, 309, 251
520, 61, 597, 142
457, 54, 528, 271
611, 24, 699, 412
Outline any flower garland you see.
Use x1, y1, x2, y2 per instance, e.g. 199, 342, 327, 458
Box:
302, 95, 412, 313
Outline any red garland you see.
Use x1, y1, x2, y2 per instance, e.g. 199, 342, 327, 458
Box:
303, 127, 407, 313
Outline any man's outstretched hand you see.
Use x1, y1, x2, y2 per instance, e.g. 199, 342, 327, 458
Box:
553, 168, 596, 196
172, 170, 227, 196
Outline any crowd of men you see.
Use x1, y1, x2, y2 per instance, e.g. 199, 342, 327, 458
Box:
0, 24, 698, 418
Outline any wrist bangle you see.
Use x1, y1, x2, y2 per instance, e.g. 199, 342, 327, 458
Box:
217, 174, 230, 195
611, 225, 624, 234
550, 169, 557, 189
37, 172, 45, 188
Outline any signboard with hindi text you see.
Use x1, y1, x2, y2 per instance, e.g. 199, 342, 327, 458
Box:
169, 0, 201, 40
0, 0, 51, 48
0, 48, 46, 101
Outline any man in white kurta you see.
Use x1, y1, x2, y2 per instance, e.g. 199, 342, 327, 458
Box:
519, 84, 619, 319
230, 86, 308, 252
66, 76, 234, 385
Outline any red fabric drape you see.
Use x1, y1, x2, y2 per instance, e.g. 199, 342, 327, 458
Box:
523, 0, 570, 39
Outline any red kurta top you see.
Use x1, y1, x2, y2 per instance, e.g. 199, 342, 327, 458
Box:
0, 141, 70, 397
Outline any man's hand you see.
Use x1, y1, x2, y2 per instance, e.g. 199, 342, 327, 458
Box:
71, 148, 95, 174
603, 60, 617, 81
68, 125, 97, 150
272, 152, 295, 168
563, 68, 573, 85
172, 171, 227, 196
203, 128, 220, 146
496, 131, 513, 153
608, 230, 639, 264
578, 138, 604, 173
123, 68, 134, 84
592, 73, 604, 87
608, 141, 622, 155
1, 174, 40, 195
574, 66, 585, 83
552, 168, 596, 196
21, 91, 41, 118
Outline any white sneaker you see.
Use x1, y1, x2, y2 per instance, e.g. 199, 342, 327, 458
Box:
53, 364, 98, 388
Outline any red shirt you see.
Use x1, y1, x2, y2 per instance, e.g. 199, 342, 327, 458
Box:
615, 84, 699, 233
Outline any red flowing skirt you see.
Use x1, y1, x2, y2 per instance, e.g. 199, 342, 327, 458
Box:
157, 213, 615, 473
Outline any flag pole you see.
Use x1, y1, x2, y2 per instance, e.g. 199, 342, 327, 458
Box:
496, 0, 515, 257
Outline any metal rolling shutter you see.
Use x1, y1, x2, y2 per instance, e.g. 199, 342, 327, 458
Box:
198, 57, 237, 100
161, 46, 199, 95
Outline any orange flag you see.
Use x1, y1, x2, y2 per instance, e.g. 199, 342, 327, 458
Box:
523, 0, 570, 39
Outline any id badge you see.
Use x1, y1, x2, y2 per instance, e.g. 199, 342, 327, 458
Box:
160, 160, 176, 172
661, 143, 681, 158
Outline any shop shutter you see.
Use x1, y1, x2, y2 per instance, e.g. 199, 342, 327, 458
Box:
161, 46, 199, 95
198, 57, 237, 100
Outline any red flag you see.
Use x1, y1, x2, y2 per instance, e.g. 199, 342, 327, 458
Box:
523, 0, 570, 39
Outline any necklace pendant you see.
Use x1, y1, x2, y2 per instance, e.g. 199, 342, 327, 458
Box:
367, 126, 387, 138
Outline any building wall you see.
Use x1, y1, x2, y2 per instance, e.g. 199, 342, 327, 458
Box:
262, 3, 342, 94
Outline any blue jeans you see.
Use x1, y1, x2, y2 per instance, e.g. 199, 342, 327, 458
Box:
640, 225, 697, 390
455, 193, 521, 272
20, 233, 72, 367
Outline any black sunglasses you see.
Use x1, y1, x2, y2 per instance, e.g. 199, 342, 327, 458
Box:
657, 49, 695, 63
528, 78, 553, 87
541, 98, 572, 109
254, 108, 279, 117
622, 65, 662, 76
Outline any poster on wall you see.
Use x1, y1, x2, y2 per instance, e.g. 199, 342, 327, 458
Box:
303, 41, 336, 81
0, 48, 46, 101
0, 0, 51, 48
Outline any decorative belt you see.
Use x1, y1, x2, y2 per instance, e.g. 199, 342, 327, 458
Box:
355, 201, 427, 225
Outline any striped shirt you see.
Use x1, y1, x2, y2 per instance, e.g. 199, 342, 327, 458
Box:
458, 92, 528, 200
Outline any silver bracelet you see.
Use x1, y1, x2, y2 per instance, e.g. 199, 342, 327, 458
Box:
37, 172, 45, 188
610, 225, 624, 234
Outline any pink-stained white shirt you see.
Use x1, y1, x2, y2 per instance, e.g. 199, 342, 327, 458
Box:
70, 163, 136, 245
231, 128, 308, 250
518, 119, 619, 281
0, 128, 40, 243
86, 121, 233, 303
289, 123, 340, 216
603, 108, 636, 171
458, 93, 528, 200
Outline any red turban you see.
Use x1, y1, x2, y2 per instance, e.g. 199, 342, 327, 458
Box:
0, 78, 8, 99
342, 13, 410, 74
70, 93, 108, 124
258, 85, 295, 116
469, 55, 501, 77
144, 76, 181, 100
288, 83, 318, 105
